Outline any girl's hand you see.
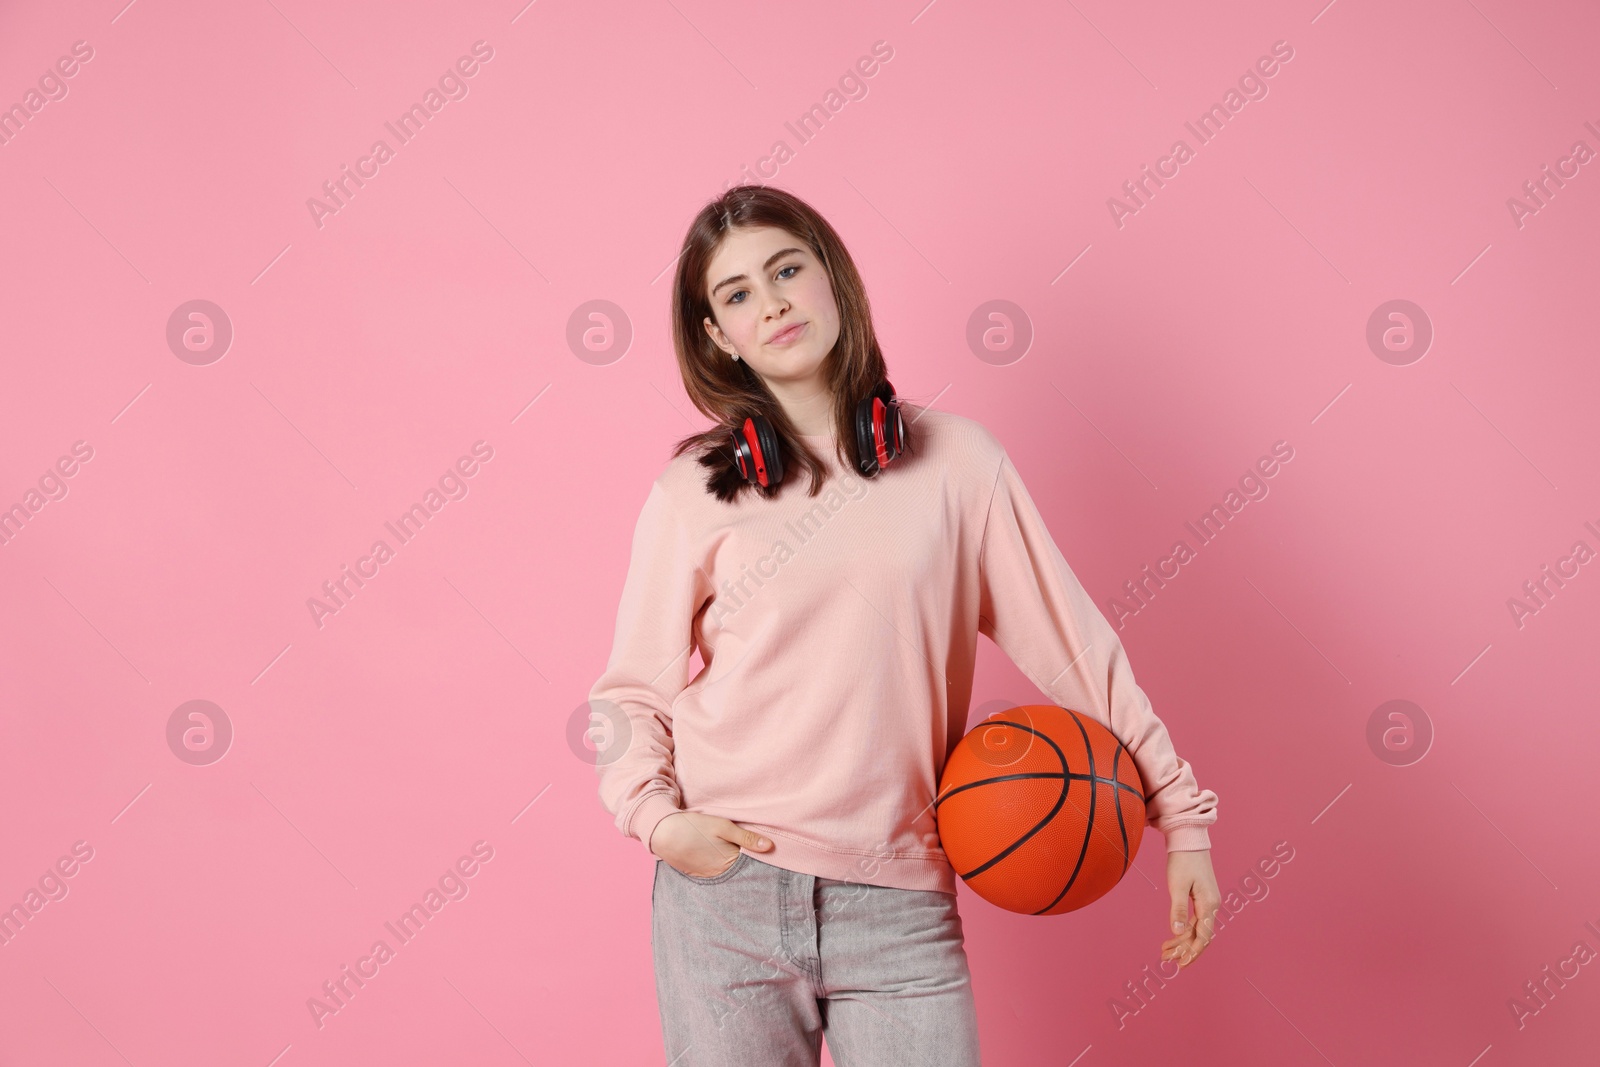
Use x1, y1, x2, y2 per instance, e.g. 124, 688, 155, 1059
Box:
649, 811, 774, 879
1161, 849, 1220, 968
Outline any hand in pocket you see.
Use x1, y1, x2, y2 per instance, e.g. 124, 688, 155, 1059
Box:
650, 810, 772, 879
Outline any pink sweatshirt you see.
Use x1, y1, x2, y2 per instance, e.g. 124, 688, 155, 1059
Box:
589, 406, 1218, 895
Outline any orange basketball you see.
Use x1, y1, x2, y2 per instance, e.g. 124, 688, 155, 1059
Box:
936, 704, 1147, 915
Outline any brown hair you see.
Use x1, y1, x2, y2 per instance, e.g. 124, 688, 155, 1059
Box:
668, 183, 916, 502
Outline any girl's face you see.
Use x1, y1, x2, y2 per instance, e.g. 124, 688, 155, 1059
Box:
702, 225, 841, 390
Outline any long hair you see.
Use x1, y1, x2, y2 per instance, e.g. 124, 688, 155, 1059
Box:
668, 184, 917, 502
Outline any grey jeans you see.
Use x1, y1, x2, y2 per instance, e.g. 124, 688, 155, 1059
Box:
651, 852, 982, 1066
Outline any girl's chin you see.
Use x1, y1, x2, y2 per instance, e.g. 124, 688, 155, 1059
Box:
753, 349, 826, 375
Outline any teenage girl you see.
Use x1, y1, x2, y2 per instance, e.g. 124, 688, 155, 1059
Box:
589, 184, 1222, 1067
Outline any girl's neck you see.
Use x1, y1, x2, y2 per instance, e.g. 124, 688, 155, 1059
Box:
765, 381, 835, 437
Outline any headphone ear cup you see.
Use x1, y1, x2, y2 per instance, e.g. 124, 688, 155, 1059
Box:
731, 417, 755, 484
753, 414, 784, 487
854, 380, 903, 476
852, 397, 875, 476
880, 380, 905, 463
732, 414, 785, 488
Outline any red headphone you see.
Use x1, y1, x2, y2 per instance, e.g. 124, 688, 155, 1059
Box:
730, 380, 906, 488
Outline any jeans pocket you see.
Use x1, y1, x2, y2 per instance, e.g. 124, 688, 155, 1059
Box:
677, 850, 749, 885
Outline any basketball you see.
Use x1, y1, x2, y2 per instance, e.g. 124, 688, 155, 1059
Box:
935, 704, 1147, 915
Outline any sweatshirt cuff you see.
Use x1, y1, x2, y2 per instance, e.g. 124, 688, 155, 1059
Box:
629, 792, 685, 857
1162, 823, 1213, 852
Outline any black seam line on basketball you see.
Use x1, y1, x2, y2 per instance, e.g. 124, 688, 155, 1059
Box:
950, 720, 1073, 883
1033, 711, 1100, 915
1112, 742, 1130, 877
935, 771, 1144, 805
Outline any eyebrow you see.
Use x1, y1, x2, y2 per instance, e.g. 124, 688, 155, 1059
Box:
710, 247, 806, 298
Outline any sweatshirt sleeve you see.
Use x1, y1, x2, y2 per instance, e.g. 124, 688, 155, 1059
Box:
588, 479, 712, 857
976, 451, 1219, 852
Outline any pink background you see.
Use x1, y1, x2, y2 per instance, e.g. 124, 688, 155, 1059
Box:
3, 0, 1598, 1064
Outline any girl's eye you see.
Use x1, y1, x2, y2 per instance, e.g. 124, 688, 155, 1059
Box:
727, 264, 799, 304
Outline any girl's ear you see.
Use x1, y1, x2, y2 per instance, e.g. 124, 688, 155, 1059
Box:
703, 316, 730, 355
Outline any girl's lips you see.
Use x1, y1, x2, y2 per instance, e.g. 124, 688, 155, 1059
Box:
768, 321, 807, 346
